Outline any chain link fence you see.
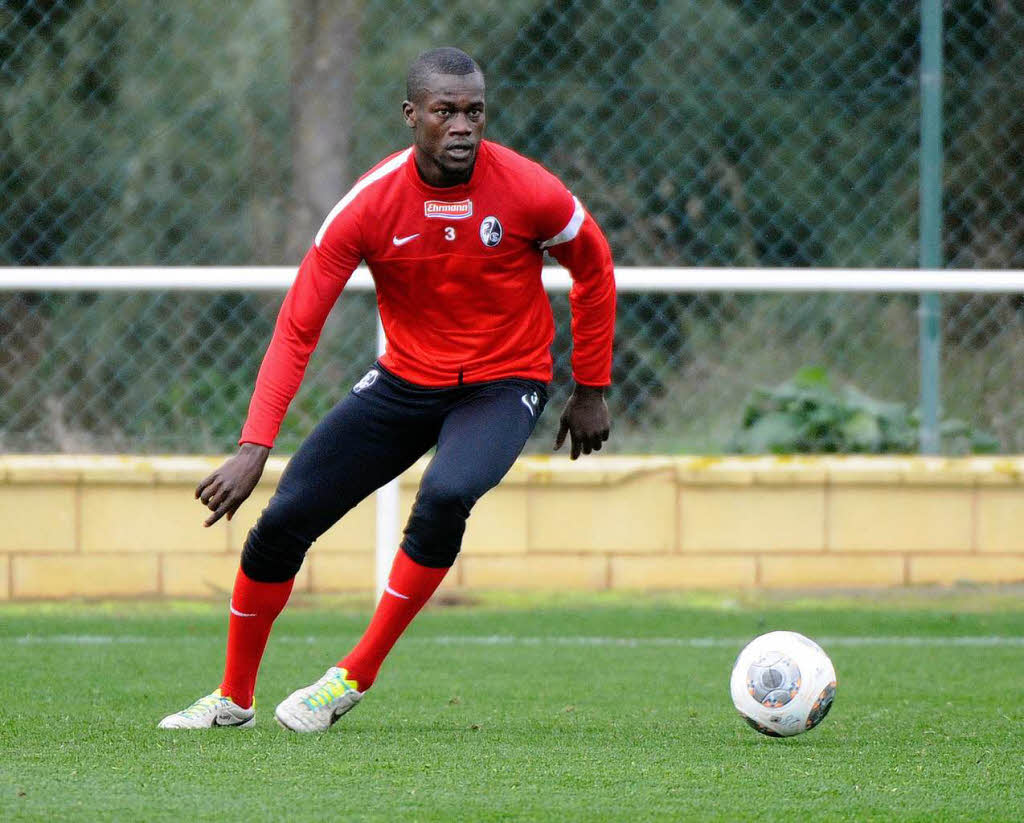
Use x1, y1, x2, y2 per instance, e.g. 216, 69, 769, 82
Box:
3, 283, 1021, 454
1, 1, 1022, 454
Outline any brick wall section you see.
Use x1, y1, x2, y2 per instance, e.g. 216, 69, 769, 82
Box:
0, 455, 1022, 599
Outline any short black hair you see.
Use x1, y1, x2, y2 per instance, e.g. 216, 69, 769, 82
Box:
406, 47, 483, 102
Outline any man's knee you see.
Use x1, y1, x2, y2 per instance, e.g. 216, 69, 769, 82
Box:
402, 474, 480, 567
421, 473, 478, 516
239, 497, 315, 582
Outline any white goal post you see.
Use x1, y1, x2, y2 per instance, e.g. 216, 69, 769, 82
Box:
2, 266, 1022, 598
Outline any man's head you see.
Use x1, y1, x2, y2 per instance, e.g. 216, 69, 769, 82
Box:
403, 47, 485, 187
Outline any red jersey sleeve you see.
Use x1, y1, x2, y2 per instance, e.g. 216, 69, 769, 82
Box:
534, 175, 616, 387
239, 204, 363, 448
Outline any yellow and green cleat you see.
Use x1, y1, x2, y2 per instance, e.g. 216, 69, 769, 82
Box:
274, 667, 363, 733
158, 689, 255, 729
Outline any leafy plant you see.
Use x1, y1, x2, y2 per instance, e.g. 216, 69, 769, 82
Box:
730, 366, 1000, 454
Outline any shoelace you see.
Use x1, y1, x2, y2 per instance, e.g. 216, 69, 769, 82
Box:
302, 673, 352, 710
180, 693, 226, 718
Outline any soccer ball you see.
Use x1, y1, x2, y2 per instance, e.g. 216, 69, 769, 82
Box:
730, 630, 837, 737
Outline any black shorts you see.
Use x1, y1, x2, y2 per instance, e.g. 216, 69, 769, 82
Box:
241, 363, 548, 579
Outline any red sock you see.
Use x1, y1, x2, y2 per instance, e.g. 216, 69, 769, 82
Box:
339, 548, 449, 691
219, 566, 294, 709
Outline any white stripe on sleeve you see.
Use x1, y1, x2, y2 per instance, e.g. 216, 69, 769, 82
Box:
314, 148, 413, 247
540, 195, 585, 249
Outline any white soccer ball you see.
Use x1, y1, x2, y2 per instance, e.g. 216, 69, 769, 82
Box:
730, 630, 837, 737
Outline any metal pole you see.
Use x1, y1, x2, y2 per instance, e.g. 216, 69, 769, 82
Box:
918, 0, 943, 454
374, 316, 399, 601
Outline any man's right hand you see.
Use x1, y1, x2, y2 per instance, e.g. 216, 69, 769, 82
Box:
195, 442, 270, 527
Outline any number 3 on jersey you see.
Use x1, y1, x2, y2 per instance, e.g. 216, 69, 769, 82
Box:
444, 226, 456, 241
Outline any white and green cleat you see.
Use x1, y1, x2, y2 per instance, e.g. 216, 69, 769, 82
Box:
158, 689, 255, 729
274, 666, 363, 733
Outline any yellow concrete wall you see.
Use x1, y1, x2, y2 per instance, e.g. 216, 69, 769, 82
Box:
1, 454, 1022, 599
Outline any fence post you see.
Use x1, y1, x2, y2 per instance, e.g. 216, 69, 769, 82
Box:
918, 0, 944, 454
374, 316, 399, 601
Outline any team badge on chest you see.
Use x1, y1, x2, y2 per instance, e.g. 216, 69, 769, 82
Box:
479, 215, 503, 247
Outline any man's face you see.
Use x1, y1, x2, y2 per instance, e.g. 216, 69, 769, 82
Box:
403, 71, 486, 186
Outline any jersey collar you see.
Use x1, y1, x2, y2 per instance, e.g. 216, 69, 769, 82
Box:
405, 140, 491, 196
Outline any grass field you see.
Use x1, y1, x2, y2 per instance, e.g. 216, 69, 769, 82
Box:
1, 589, 1022, 821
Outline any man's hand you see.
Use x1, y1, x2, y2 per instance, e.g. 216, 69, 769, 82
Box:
554, 384, 610, 460
195, 443, 270, 527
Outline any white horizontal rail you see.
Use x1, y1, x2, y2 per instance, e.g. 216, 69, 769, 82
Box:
1, 267, 1023, 292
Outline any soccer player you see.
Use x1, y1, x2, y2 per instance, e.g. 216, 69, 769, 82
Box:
159, 47, 615, 732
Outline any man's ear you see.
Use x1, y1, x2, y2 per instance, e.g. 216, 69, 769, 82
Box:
402, 100, 416, 128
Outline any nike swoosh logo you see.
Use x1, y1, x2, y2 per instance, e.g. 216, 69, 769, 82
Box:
230, 604, 257, 617
212, 715, 251, 727
392, 233, 420, 247
385, 584, 410, 600
521, 394, 536, 417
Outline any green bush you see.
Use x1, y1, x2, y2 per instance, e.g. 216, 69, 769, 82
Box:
730, 366, 999, 455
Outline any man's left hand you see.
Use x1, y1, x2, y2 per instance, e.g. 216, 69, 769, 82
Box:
554, 384, 610, 460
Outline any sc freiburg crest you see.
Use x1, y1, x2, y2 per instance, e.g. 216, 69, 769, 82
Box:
479, 215, 503, 247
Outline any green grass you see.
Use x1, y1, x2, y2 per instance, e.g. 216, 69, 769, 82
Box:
1, 589, 1022, 822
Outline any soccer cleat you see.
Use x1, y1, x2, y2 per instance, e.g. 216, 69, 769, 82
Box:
274, 666, 363, 733
158, 689, 255, 729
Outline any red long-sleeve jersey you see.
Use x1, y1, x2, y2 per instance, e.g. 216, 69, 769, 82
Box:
240, 140, 616, 448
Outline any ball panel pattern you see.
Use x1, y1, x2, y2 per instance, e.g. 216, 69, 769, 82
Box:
805, 682, 837, 730
746, 654, 801, 708
741, 714, 784, 737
